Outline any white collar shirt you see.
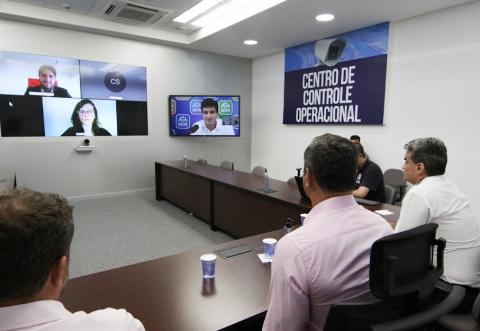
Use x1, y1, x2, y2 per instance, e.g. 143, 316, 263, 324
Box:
190, 119, 235, 136
395, 175, 480, 287
0, 300, 145, 331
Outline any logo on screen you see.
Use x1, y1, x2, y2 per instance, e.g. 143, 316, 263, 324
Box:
175, 114, 190, 129
104, 72, 126, 92
218, 100, 233, 116
190, 100, 202, 114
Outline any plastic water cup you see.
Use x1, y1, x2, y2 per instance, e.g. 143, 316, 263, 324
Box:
200, 254, 217, 278
263, 238, 277, 259
300, 213, 308, 225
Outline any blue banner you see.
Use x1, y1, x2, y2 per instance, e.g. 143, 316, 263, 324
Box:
283, 22, 389, 125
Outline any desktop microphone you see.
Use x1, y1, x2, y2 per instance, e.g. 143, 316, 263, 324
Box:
296, 168, 302, 177
190, 124, 199, 134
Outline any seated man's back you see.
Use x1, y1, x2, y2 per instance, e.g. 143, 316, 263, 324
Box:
263, 134, 393, 331
397, 175, 480, 286
0, 301, 143, 331
264, 196, 392, 330
395, 137, 480, 310
0, 188, 145, 331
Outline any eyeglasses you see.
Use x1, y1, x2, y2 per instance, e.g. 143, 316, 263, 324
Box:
78, 110, 94, 115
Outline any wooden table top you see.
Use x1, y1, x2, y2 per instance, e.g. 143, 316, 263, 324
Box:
61, 230, 285, 331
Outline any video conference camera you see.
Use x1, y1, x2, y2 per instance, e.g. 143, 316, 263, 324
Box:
314, 38, 346, 67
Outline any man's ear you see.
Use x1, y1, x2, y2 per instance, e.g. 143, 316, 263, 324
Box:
416, 162, 426, 174
303, 167, 313, 188
50, 256, 68, 289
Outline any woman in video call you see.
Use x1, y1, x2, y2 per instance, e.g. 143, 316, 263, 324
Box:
62, 99, 111, 136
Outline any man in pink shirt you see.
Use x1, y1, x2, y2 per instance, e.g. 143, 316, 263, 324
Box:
263, 134, 393, 331
0, 188, 144, 331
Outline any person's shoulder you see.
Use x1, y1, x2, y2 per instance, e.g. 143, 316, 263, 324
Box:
219, 124, 235, 135
54, 86, 71, 97
62, 127, 76, 136
25, 86, 40, 93
72, 307, 145, 331
366, 159, 383, 173
97, 128, 112, 136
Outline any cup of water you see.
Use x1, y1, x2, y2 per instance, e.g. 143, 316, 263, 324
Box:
200, 254, 217, 278
263, 238, 277, 259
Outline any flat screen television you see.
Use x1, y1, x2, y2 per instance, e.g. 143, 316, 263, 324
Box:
0, 50, 148, 137
169, 95, 240, 137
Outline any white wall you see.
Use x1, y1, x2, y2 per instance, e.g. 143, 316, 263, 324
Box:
0, 19, 252, 199
252, 1, 480, 209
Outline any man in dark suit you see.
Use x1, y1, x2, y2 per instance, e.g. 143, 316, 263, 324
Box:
24, 65, 71, 98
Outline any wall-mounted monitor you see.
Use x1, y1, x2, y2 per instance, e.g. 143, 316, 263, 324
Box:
0, 50, 148, 137
169, 95, 240, 137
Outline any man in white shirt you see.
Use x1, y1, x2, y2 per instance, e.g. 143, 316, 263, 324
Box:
190, 98, 235, 136
395, 137, 480, 309
0, 188, 145, 331
263, 134, 393, 331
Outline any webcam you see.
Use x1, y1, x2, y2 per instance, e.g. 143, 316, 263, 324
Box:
314, 38, 346, 67
84, 139, 90, 146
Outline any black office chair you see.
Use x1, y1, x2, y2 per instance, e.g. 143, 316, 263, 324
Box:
251, 166, 266, 176
287, 177, 296, 184
384, 184, 396, 205
436, 291, 480, 330
324, 223, 465, 331
383, 169, 407, 204
220, 161, 234, 170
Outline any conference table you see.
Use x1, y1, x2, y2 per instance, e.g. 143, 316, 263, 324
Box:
155, 160, 400, 237
61, 229, 285, 331
60, 161, 401, 330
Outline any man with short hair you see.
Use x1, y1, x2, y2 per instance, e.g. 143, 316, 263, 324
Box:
350, 134, 361, 144
263, 134, 393, 331
24, 65, 71, 97
0, 188, 144, 331
395, 138, 480, 292
352, 143, 386, 202
190, 98, 234, 135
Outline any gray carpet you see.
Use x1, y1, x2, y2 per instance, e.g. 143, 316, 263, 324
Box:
69, 191, 233, 278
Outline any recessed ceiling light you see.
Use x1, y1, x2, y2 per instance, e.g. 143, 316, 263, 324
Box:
244, 40, 258, 45
315, 13, 334, 22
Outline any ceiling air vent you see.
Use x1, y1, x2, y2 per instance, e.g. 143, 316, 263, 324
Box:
103, 0, 172, 25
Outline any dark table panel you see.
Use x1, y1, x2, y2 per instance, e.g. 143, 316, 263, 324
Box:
157, 160, 311, 210
214, 182, 309, 238
159, 164, 212, 223
155, 161, 400, 237
61, 230, 285, 331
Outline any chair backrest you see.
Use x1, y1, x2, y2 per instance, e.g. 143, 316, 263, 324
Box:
287, 177, 296, 184
370, 223, 445, 302
383, 169, 405, 187
220, 161, 234, 171
383, 169, 407, 203
197, 158, 207, 165
251, 166, 266, 176
384, 184, 396, 205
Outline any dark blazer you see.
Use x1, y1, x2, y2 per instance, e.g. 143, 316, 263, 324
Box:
61, 127, 112, 136
25, 86, 71, 98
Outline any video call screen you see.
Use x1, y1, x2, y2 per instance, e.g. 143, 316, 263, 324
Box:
169, 95, 240, 137
0, 50, 148, 137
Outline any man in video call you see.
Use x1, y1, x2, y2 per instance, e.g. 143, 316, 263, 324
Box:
0, 188, 145, 331
190, 98, 235, 135
24, 65, 72, 98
